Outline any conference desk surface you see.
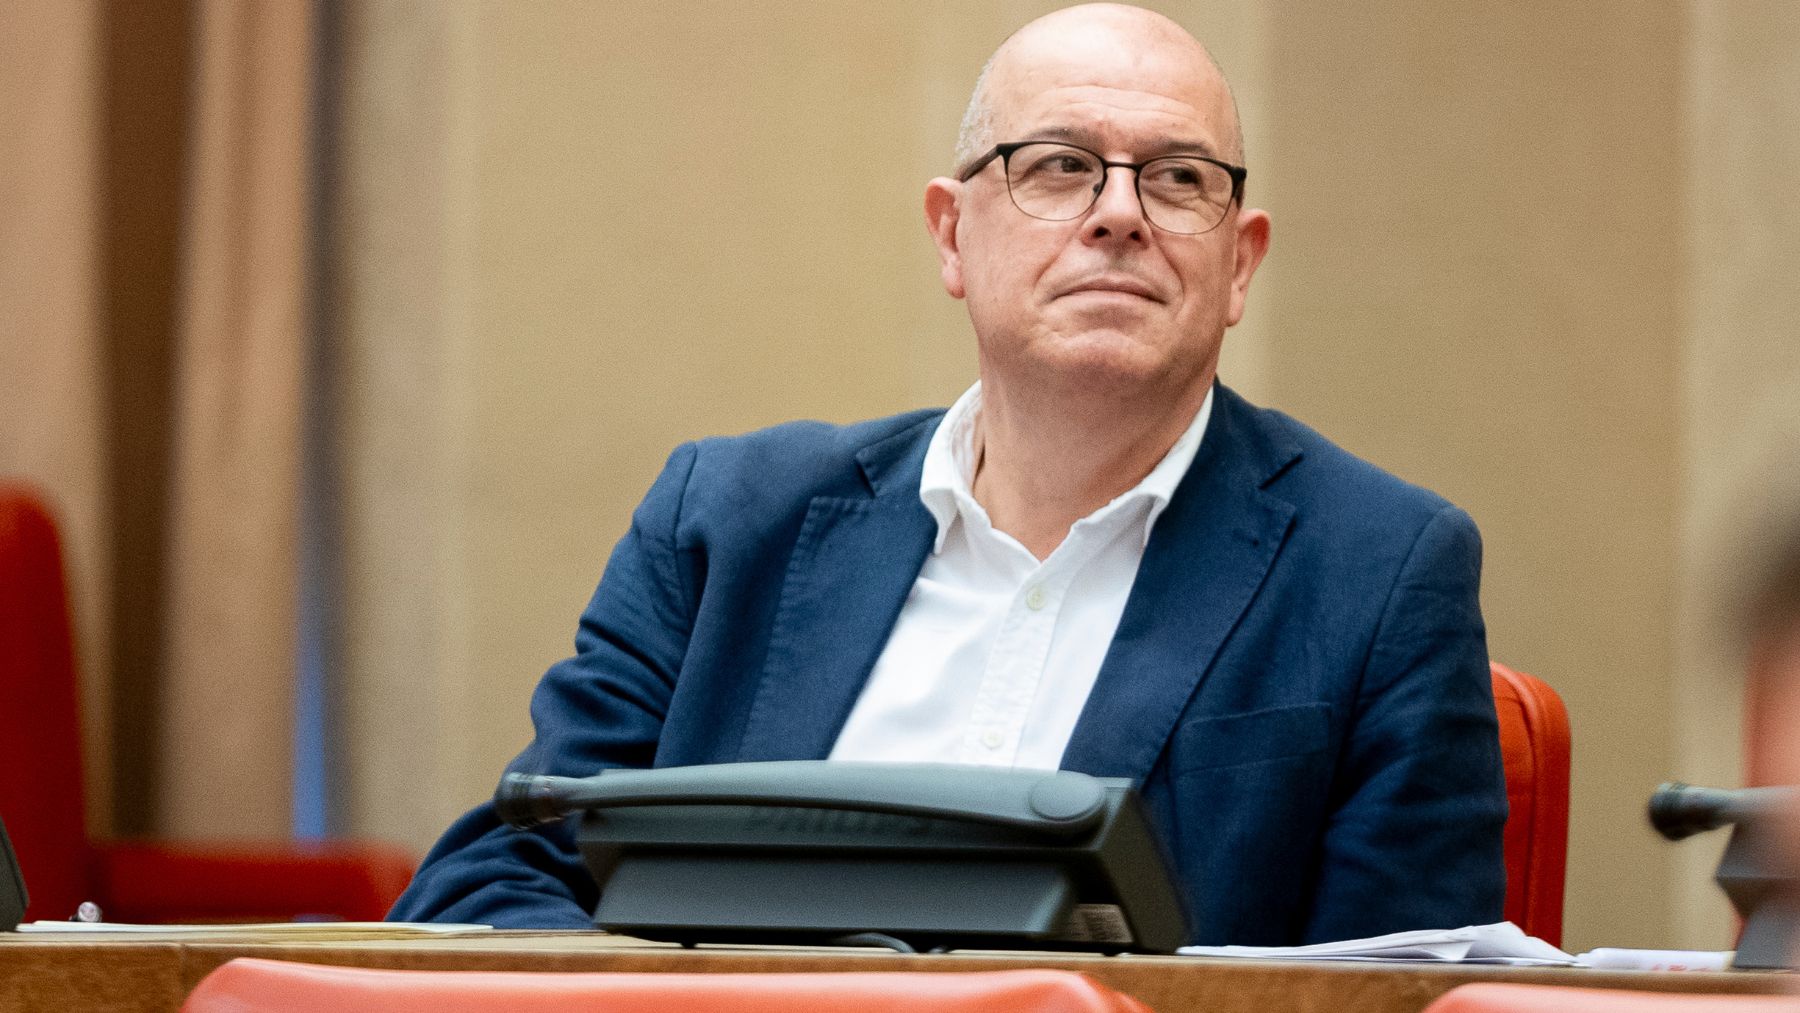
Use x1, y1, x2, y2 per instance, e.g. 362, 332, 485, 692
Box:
0, 928, 1790, 1012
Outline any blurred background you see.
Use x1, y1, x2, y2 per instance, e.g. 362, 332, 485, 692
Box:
3, 0, 1798, 952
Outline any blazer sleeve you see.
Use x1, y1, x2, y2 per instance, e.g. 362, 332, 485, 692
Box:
387, 443, 702, 927
1301, 503, 1509, 943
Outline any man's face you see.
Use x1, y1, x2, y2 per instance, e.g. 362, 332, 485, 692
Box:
926, 22, 1269, 401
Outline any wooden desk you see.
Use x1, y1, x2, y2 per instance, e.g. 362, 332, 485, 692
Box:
0, 930, 1790, 1013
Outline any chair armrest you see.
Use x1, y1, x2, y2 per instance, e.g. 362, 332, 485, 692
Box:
91, 840, 417, 923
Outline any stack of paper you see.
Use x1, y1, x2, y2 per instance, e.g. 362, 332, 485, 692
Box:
1178, 921, 1577, 965
1574, 948, 1733, 971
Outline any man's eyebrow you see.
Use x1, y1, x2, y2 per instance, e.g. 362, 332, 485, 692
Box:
1023, 125, 1223, 160
1152, 140, 1226, 160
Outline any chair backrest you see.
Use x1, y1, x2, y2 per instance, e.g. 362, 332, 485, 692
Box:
1491, 661, 1571, 946
0, 483, 93, 922
1424, 983, 1795, 1012
181, 961, 1154, 1013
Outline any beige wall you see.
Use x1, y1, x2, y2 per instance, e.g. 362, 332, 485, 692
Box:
1675, 0, 1800, 946
0, 0, 110, 829
334, 2, 1800, 950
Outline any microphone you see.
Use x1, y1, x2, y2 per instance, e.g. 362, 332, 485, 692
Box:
498, 763, 1186, 952
1648, 781, 1800, 970
496, 773, 592, 830
494, 762, 1111, 836
1648, 782, 1796, 841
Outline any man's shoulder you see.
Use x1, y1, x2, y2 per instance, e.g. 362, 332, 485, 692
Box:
1221, 386, 1467, 535
691, 407, 942, 474
669, 408, 944, 518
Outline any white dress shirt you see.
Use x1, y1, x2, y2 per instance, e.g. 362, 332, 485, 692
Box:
828, 382, 1212, 770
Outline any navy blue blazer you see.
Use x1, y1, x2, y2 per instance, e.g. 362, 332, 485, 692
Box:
391, 384, 1507, 944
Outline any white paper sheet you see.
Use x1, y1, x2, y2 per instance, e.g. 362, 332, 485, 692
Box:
1575, 948, 1734, 971
1177, 921, 1578, 964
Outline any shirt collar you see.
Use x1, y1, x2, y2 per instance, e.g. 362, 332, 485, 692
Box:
919, 381, 1213, 553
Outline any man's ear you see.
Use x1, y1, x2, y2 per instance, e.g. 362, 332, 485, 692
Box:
924, 178, 966, 299
1225, 207, 1271, 327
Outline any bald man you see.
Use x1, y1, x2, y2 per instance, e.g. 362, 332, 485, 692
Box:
392, 4, 1507, 945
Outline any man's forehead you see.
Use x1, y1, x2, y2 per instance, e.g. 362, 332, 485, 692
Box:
991, 77, 1231, 157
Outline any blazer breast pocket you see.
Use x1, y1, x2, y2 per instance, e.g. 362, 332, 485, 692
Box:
1172, 702, 1333, 775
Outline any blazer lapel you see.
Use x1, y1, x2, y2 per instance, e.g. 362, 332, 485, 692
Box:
735, 419, 940, 762
1060, 385, 1300, 782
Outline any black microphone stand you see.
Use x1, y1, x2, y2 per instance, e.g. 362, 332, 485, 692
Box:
1649, 781, 1799, 970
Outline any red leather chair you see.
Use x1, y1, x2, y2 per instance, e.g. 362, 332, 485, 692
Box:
181, 961, 1154, 1013
0, 482, 416, 923
1423, 983, 1795, 1012
1491, 662, 1571, 946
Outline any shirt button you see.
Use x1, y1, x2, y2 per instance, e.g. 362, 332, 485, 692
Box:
981, 730, 1004, 750
1025, 585, 1048, 610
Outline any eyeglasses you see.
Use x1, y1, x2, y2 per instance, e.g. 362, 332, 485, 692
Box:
958, 141, 1247, 235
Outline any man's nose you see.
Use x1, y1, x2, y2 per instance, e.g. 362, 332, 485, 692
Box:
1083, 166, 1149, 244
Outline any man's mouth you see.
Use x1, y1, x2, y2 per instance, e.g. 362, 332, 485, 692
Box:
1058, 277, 1163, 302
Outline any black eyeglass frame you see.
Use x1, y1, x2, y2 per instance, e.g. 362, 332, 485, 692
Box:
958, 140, 1248, 235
